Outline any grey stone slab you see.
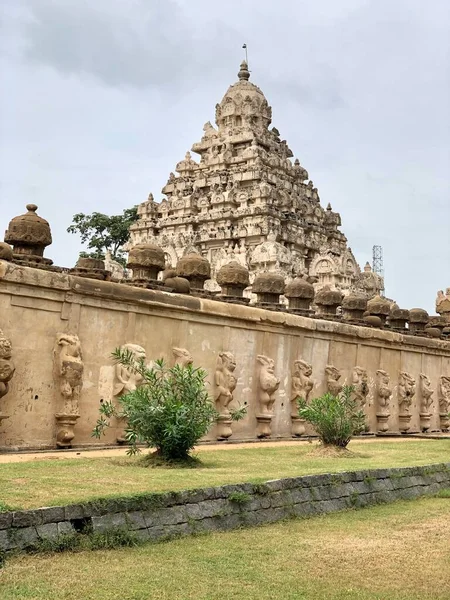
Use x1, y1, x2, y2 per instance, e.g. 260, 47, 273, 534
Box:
290, 488, 312, 504
270, 490, 293, 508
246, 496, 271, 511
0, 529, 16, 551
14, 526, 39, 549
156, 506, 187, 526
36, 523, 59, 540
0, 512, 13, 530
126, 511, 146, 530
328, 483, 353, 499
38, 506, 65, 524
12, 510, 43, 528
57, 521, 75, 536
91, 513, 127, 532
64, 504, 85, 521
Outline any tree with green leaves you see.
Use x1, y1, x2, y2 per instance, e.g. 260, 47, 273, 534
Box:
298, 385, 365, 449
67, 207, 139, 266
92, 349, 246, 463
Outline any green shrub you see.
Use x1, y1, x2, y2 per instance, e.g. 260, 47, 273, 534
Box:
298, 385, 365, 448
93, 351, 244, 461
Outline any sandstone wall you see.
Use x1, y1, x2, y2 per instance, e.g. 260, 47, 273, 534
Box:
1, 259, 449, 450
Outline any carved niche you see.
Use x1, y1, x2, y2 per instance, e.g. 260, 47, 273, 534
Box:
113, 344, 147, 444
172, 347, 193, 367
375, 369, 392, 432
438, 376, 450, 431
419, 373, 434, 432
54, 333, 83, 448
325, 365, 342, 396
0, 328, 15, 427
290, 359, 314, 437
397, 371, 416, 433
256, 355, 280, 438
214, 352, 237, 440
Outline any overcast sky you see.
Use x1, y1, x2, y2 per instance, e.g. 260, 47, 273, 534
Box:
1, 0, 449, 312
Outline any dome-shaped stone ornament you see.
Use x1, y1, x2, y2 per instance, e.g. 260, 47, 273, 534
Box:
363, 313, 383, 328
408, 308, 429, 335
176, 253, 211, 290
424, 316, 446, 338
314, 286, 343, 318
388, 304, 410, 332
285, 277, 314, 313
162, 268, 190, 295
341, 294, 367, 322
0, 242, 13, 262
127, 243, 165, 283
366, 295, 391, 325
70, 256, 110, 281
253, 272, 285, 307
217, 261, 250, 299
4, 204, 52, 264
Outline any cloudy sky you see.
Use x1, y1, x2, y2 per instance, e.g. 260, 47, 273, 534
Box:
0, 0, 449, 312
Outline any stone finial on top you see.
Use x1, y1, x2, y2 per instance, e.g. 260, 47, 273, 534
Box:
127, 243, 165, 283
216, 261, 250, 298
238, 60, 250, 81
436, 289, 450, 324
4, 204, 53, 265
366, 295, 391, 325
314, 286, 343, 318
388, 304, 410, 331
176, 253, 211, 290
285, 276, 315, 313
408, 308, 429, 335
341, 293, 367, 322
253, 272, 285, 307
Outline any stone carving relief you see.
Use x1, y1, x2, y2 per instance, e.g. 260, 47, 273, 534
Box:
290, 360, 314, 437
419, 374, 434, 432
438, 376, 450, 431
325, 365, 342, 396
351, 367, 369, 409
0, 328, 15, 427
397, 371, 416, 433
375, 370, 392, 432
256, 355, 280, 438
172, 347, 193, 367
54, 333, 83, 448
214, 352, 237, 440
113, 344, 147, 444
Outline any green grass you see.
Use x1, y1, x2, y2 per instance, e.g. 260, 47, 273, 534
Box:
0, 439, 448, 510
1, 497, 449, 599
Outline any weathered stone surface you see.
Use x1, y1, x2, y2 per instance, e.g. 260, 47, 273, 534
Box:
36, 522, 59, 540
127, 243, 165, 282
253, 272, 285, 296
0, 242, 13, 261
176, 254, 211, 289
91, 513, 127, 532
4, 204, 53, 264
217, 261, 250, 289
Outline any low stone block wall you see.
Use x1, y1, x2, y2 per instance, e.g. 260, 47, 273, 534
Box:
1, 463, 449, 553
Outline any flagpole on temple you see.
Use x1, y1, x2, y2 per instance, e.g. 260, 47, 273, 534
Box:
242, 43, 248, 65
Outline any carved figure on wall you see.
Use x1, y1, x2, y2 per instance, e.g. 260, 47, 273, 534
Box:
352, 367, 369, 409
256, 355, 280, 438
419, 373, 434, 432
0, 328, 14, 427
438, 376, 450, 431
290, 359, 313, 437
397, 371, 416, 433
54, 333, 83, 448
113, 343, 147, 443
325, 365, 342, 396
214, 352, 237, 440
375, 369, 392, 432
172, 347, 193, 367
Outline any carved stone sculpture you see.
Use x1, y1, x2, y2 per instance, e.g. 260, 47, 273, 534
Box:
172, 347, 193, 367
127, 243, 165, 284
315, 287, 343, 318
325, 365, 342, 396
71, 257, 109, 281
214, 352, 237, 440
285, 278, 315, 313
253, 273, 285, 306
419, 373, 434, 432
408, 308, 429, 335
113, 343, 146, 443
256, 355, 280, 438
375, 369, 392, 432
4, 204, 53, 265
0, 242, 13, 261
397, 371, 416, 433
0, 328, 15, 427
388, 305, 410, 331
216, 262, 250, 300
438, 376, 450, 431
436, 289, 450, 324
341, 294, 367, 322
176, 254, 211, 290
352, 366, 369, 430
290, 359, 314, 436
54, 333, 83, 448
366, 295, 391, 326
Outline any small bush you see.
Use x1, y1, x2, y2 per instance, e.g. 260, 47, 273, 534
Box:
298, 385, 365, 448
228, 491, 251, 505
93, 351, 244, 461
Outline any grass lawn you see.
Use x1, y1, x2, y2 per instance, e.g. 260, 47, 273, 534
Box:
1, 496, 449, 600
0, 439, 448, 510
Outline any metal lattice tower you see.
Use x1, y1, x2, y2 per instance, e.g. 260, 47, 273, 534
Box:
372, 245, 385, 295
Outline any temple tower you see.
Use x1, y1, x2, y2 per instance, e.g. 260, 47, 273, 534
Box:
129, 61, 360, 294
